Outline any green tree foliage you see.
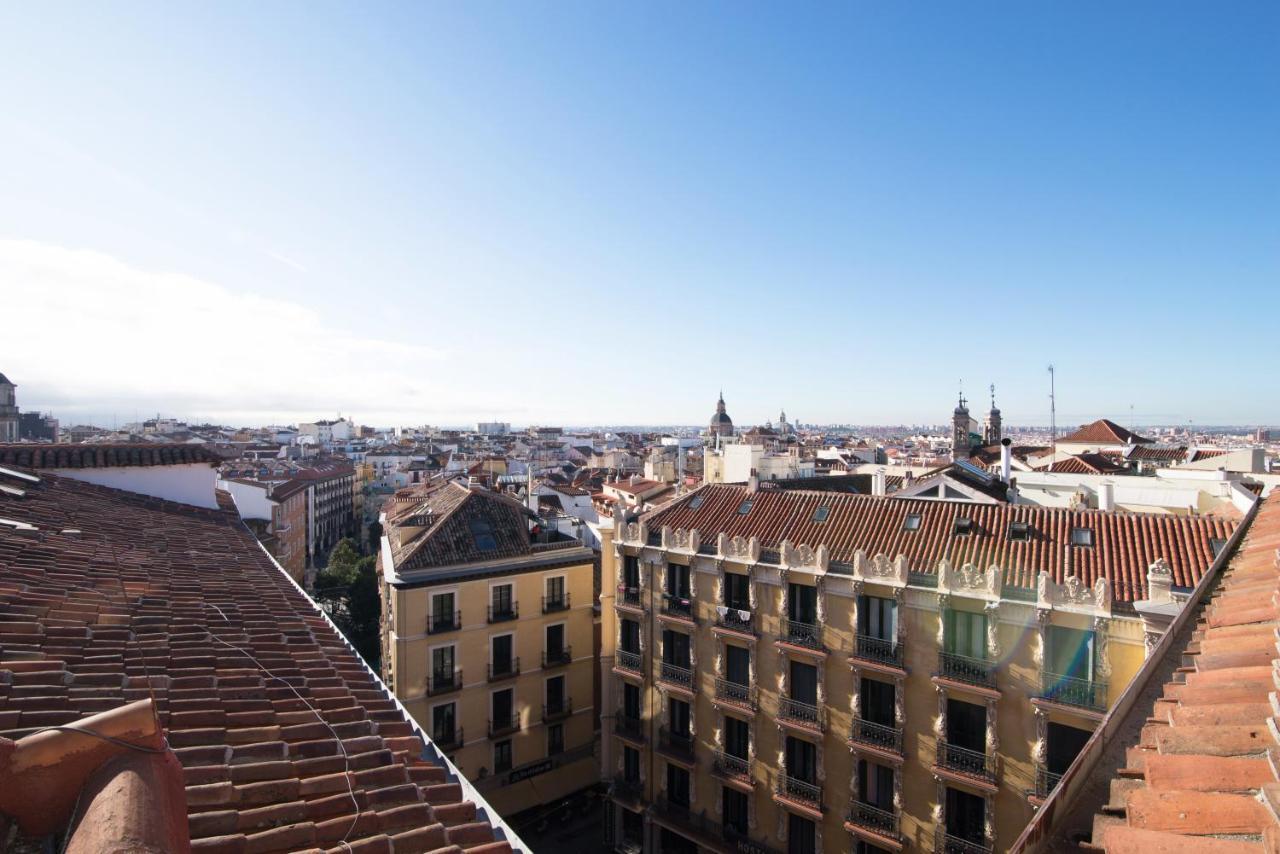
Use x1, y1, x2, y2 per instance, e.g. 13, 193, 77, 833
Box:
313, 539, 381, 670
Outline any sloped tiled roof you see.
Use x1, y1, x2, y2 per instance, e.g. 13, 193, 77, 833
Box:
1036, 453, 1128, 475
1016, 493, 1279, 852
1059, 419, 1154, 445
1126, 445, 1188, 463
643, 484, 1233, 601
0, 442, 222, 469
1190, 448, 1230, 462
387, 482, 537, 571
0, 470, 515, 853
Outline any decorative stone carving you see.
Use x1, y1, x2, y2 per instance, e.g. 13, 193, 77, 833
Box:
1144, 629, 1161, 656
933, 684, 947, 736
1145, 558, 1174, 605
622, 520, 647, 545
984, 795, 995, 848
815, 576, 827, 624
985, 601, 1002, 659
781, 540, 829, 572
985, 697, 999, 753
1037, 570, 1111, 616
939, 558, 1002, 600
936, 594, 950, 645
663, 526, 701, 554
894, 677, 905, 729
1094, 617, 1112, 678
718, 533, 761, 563
1032, 609, 1049, 666
853, 551, 910, 587
1032, 708, 1047, 765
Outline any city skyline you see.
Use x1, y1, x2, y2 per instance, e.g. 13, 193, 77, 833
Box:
3, 3, 1278, 426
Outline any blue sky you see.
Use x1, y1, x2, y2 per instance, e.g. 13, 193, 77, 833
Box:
1, 3, 1277, 428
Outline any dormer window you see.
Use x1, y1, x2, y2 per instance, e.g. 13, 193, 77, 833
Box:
1008, 521, 1030, 541
1070, 527, 1094, 547
903, 514, 922, 532
954, 517, 972, 536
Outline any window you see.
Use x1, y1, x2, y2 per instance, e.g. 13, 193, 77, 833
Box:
1046, 722, 1091, 776
545, 623, 566, 659
490, 583, 514, 619
860, 677, 895, 728
945, 609, 987, 660
492, 688, 514, 732
737, 499, 753, 515
491, 634, 513, 673
494, 740, 512, 773
945, 786, 985, 844
1210, 537, 1228, 557
623, 682, 641, 721
812, 505, 830, 523
1008, 521, 1030, 541
789, 660, 818, 706
431, 702, 456, 743
667, 763, 691, 807
858, 758, 894, 811
470, 517, 498, 551
857, 594, 896, 642
724, 572, 750, 610
429, 591, 456, 633
623, 745, 641, 782
788, 582, 817, 623
669, 697, 690, 738
620, 619, 640, 654
785, 736, 816, 783
945, 698, 986, 752
662, 629, 691, 667
723, 786, 749, 834
548, 723, 564, 755
724, 716, 749, 759
787, 812, 816, 854
903, 514, 922, 531
689, 495, 705, 510
546, 674, 565, 712
623, 555, 640, 588
725, 645, 750, 685
1070, 527, 1094, 547
431, 646, 455, 684
666, 563, 690, 599
954, 516, 972, 536
546, 575, 566, 605
1047, 625, 1095, 682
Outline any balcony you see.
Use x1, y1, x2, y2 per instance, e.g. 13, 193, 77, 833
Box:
777, 696, 826, 734
543, 697, 573, 723
845, 800, 900, 843
934, 828, 993, 854
616, 585, 645, 612
487, 657, 520, 682
658, 725, 695, 762
487, 602, 518, 623
489, 713, 521, 738
432, 726, 463, 751
610, 773, 643, 805
427, 610, 461, 634
614, 649, 642, 676
849, 717, 904, 759
427, 669, 462, 696
657, 661, 694, 694
773, 773, 823, 815
660, 593, 696, 625
614, 711, 645, 744
653, 795, 784, 854
935, 741, 997, 785
711, 749, 753, 787
1034, 764, 1063, 799
851, 633, 904, 671
713, 607, 756, 637
1040, 671, 1107, 713
780, 617, 824, 651
542, 646, 572, 668
713, 677, 757, 712
938, 651, 996, 689
543, 592, 570, 613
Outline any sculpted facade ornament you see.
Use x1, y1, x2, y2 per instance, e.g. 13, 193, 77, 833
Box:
781, 540, 829, 573
1145, 558, 1174, 605
938, 558, 1002, 600
1093, 617, 1112, 678
936, 595, 950, 645
718, 532, 761, 563
622, 520, 647, 545
1032, 708, 1047, 765
662, 526, 700, 554
1036, 570, 1111, 616
985, 602, 1002, 659
853, 551, 909, 587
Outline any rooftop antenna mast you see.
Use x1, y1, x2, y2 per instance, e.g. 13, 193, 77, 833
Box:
1048, 364, 1057, 463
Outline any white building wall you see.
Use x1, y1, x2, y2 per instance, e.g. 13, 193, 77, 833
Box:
54, 464, 219, 509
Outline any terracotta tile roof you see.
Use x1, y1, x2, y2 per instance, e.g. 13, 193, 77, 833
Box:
1059, 419, 1154, 445
1190, 448, 1229, 462
0, 470, 515, 853
1036, 453, 1128, 475
386, 482, 537, 571
642, 484, 1233, 601
0, 443, 222, 469
1013, 493, 1279, 853
606, 478, 666, 495
1126, 445, 1188, 463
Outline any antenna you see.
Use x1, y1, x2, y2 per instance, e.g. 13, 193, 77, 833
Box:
1048, 364, 1057, 465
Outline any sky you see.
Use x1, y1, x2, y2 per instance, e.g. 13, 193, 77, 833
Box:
1, 2, 1277, 430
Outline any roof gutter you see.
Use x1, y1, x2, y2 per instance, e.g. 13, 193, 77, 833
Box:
1010, 493, 1262, 852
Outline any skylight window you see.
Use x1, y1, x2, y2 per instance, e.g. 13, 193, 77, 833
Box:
689, 495, 705, 510
954, 517, 972, 536
903, 514, 922, 532
737, 500, 753, 515
1070, 526, 1094, 547
1008, 521, 1030, 541
813, 506, 830, 523
470, 517, 498, 551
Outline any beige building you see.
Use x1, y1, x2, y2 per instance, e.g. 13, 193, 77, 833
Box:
378, 481, 600, 819
601, 483, 1234, 854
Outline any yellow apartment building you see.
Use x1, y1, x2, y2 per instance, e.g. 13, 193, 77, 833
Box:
601, 483, 1234, 854
378, 481, 599, 818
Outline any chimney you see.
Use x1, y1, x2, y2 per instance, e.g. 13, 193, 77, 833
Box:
872, 468, 886, 497
1000, 437, 1013, 483
905, 470, 914, 486
1098, 480, 1115, 512
747, 468, 760, 493
1007, 476, 1019, 503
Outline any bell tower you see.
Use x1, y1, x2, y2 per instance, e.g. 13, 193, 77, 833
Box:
984, 384, 1002, 445
952, 389, 972, 458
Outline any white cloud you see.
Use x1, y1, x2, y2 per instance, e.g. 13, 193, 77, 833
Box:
0, 239, 453, 426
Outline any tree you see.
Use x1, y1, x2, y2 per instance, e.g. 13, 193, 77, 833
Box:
314, 541, 382, 671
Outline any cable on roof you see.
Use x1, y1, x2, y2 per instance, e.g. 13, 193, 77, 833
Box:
25, 725, 169, 753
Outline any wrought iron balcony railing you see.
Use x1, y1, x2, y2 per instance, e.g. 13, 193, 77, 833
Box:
487, 602, 518, 623
781, 617, 824, 651
778, 696, 825, 731
542, 593, 571, 613
487, 657, 519, 681
849, 717, 903, 754
661, 593, 695, 621
1040, 671, 1107, 711
543, 698, 573, 722
1034, 765, 1063, 799
845, 800, 899, 839
617, 585, 644, 609
543, 646, 572, 668
427, 669, 461, 695
712, 749, 752, 783
659, 725, 695, 757
936, 740, 997, 782
489, 714, 521, 738
715, 607, 755, 634
938, 651, 995, 688
658, 661, 694, 689
615, 649, 642, 673
775, 774, 822, 811
432, 726, 463, 751
614, 711, 645, 742
853, 633, 903, 668
934, 827, 993, 854
428, 610, 461, 634
714, 677, 757, 710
